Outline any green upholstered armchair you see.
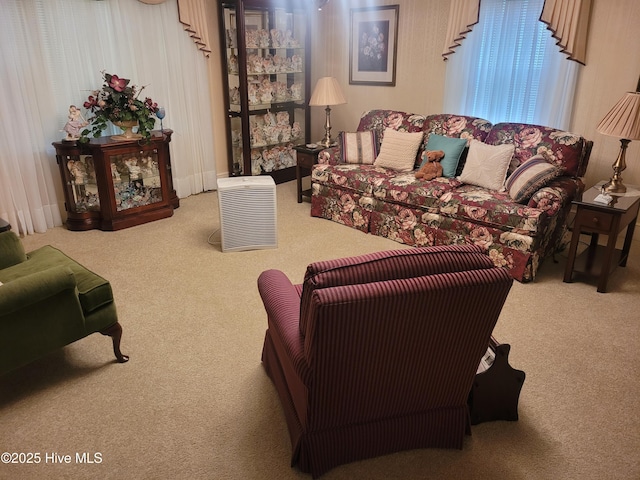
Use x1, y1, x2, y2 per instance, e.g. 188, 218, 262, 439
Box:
0, 231, 128, 376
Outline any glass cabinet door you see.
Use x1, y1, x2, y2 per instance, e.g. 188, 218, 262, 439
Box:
64, 154, 100, 212
221, 1, 310, 179
109, 150, 163, 211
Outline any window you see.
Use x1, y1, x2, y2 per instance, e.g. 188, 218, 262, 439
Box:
443, 0, 579, 129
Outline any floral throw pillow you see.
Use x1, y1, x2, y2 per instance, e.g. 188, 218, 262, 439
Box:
506, 154, 561, 203
373, 128, 424, 172
340, 131, 379, 165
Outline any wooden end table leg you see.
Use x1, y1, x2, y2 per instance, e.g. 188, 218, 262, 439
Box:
296, 163, 303, 203
620, 215, 638, 267
563, 221, 583, 283
597, 218, 621, 293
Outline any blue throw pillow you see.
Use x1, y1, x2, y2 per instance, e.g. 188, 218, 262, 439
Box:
423, 133, 467, 178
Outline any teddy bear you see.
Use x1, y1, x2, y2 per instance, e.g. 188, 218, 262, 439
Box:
414, 150, 445, 180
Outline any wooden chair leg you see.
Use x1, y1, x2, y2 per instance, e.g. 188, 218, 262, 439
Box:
100, 322, 129, 363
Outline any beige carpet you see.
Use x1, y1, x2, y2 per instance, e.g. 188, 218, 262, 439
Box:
1, 180, 639, 480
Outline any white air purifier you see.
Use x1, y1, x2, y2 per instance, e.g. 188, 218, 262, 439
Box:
217, 176, 277, 252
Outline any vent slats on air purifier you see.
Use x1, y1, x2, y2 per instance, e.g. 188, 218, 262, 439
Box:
217, 177, 277, 252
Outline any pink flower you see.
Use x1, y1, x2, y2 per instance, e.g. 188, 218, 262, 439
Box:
517, 127, 543, 149
83, 95, 97, 109
109, 74, 129, 92
385, 113, 404, 130
144, 98, 158, 112
468, 227, 493, 249
398, 209, 417, 230
464, 206, 488, 220
445, 116, 467, 135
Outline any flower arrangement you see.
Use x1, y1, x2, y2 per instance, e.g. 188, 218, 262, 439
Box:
80, 71, 159, 142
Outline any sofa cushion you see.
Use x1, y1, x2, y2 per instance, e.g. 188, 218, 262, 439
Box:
458, 140, 514, 191
485, 122, 586, 177
339, 131, 379, 164
0, 231, 27, 269
298, 245, 494, 337
423, 114, 494, 142
506, 154, 561, 203
424, 133, 467, 178
0, 245, 113, 315
374, 128, 424, 172
437, 185, 549, 236
356, 110, 426, 143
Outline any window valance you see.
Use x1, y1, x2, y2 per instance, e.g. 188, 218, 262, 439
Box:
442, 0, 592, 64
539, 0, 592, 65
177, 0, 211, 57
442, 0, 480, 60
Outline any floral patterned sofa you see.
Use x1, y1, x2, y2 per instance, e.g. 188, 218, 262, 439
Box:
310, 110, 593, 282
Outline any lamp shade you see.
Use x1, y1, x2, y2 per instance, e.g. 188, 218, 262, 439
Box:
596, 91, 640, 140
309, 77, 346, 107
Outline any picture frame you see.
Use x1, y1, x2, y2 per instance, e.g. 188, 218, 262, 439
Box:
349, 5, 399, 86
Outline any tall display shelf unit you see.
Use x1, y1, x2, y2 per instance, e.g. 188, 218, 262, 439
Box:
218, 0, 311, 183
53, 130, 179, 231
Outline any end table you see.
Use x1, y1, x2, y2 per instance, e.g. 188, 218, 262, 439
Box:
294, 144, 323, 203
563, 181, 640, 292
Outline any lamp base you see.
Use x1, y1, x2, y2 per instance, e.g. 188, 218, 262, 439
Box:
603, 138, 630, 194
603, 179, 627, 194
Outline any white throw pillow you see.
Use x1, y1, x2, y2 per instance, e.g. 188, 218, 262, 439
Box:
373, 128, 424, 172
458, 140, 515, 191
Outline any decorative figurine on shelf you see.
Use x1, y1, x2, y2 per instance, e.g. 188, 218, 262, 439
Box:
229, 87, 241, 104
228, 53, 239, 74
67, 159, 87, 184
111, 163, 121, 182
275, 81, 288, 102
251, 125, 266, 147
270, 29, 281, 48
140, 156, 155, 177
258, 29, 270, 48
276, 111, 289, 125
248, 83, 259, 105
124, 157, 142, 179
291, 54, 303, 72
226, 28, 237, 48
259, 79, 274, 104
62, 105, 88, 142
291, 121, 301, 139
290, 83, 302, 101
251, 149, 263, 175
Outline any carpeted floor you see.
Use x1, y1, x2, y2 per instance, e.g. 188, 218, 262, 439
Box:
1, 180, 639, 480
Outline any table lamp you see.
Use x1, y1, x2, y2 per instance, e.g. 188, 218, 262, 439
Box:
596, 89, 640, 193
309, 77, 346, 148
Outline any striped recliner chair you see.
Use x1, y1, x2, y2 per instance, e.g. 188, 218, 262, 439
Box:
258, 244, 513, 478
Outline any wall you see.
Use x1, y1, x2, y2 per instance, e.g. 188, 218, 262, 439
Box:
210, 0, 640, 195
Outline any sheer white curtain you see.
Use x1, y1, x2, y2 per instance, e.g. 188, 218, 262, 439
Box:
0, 0, 216, 235
443, 0, 579, 130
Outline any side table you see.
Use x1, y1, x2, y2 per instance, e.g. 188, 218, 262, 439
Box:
294, 144, 323, 203
0, 218, 11, 233
563, 182, 640, 292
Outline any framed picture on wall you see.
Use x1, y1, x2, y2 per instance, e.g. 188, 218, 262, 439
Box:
349, 5, 399, 86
